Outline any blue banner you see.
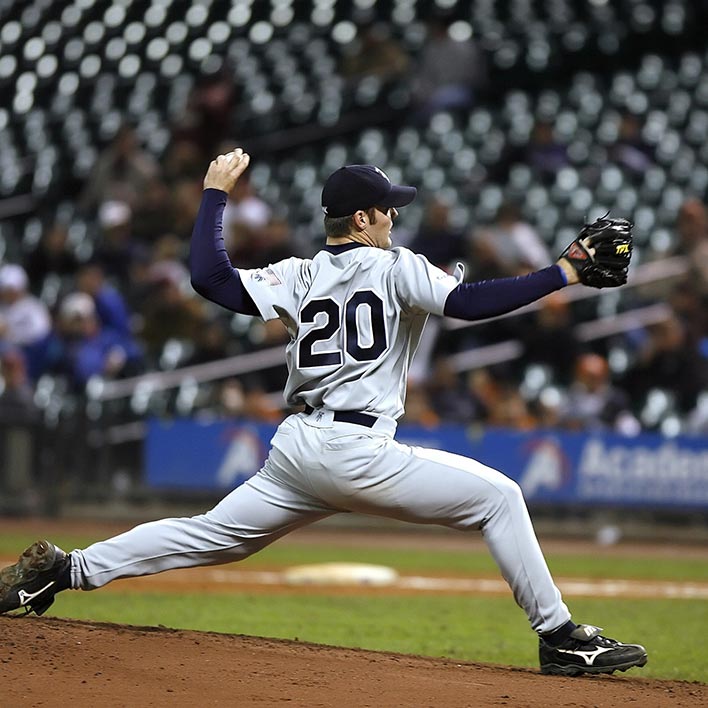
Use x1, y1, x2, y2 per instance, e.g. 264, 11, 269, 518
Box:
145, 418, 708, 509
145, 419, 277, 492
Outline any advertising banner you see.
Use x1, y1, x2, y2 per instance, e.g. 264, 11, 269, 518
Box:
145, 419, 708, 509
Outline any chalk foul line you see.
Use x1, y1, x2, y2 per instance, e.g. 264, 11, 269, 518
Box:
190, 570, 708, 599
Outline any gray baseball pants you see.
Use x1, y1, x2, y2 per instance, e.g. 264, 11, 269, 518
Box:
71, 410, 571, 634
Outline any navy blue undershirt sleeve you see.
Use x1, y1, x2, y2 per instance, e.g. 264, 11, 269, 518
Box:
443, 265, 567, 321
189, 188, 259, 316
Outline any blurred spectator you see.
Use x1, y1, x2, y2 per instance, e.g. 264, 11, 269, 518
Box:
214, 378, 247, 418
674, 198, 708, 294
412, 17, 487, 121
220, 214, 296, 274
122, 234, 190, 319
340, 23, 410, 82
408, 198, 467, 269
248, 318, 290, 349
0, 264, 52, 379
172, 65, 238, 159
0, 347, 41, 511
517, 292, 581, 385
524, 120, 569, 184
94, 200, 144, 286
427, 359, 478, 423
465, 368, 500, 422
212, 378, 283, 423
668, 279, 708, 346
79, 124, 159, 215
622, 317, 706, 415
75, 262, 132, 337
0, 348, 39, 423
171, 178, 205, 240
401, 383, 440, 427
531, 387, 566, 429
561, 353, 639, 433
675, 198, 708, 252
24, 222, 79, 288
470, 202, 551, 278
139, 268, 207, 365
0, 264, 52, 348
131, 176, 177, 244
242, 385, 284, 423
254, 217, 298, 266
122, 249, 154, 316
485, 385, 537, 430
163, 139, 205, 184
186, 319, 231, 366
150, 234, 190, 285
237, 318, 291, 390
46, 293, 143, 391
609, 113, 654, 176
464, 366, 537, 429
222, 175, 272, 263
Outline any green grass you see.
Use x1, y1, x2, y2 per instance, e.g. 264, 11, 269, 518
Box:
2, 530, 707, 681
50, 590, 707, 682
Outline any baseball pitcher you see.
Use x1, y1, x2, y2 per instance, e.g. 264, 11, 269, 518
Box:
0, 148, 645, 676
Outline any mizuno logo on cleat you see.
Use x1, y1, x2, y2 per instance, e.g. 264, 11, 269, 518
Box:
555, 646, 616, 665
17, 582, 55, 606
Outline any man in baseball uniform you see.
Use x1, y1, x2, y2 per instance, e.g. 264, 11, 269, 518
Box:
0, 149, 646, 676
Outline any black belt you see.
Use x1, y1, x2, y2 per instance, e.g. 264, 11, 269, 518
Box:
303, 405, 377, 428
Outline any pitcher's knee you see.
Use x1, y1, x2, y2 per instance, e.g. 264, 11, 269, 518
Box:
190, 512, 267, 561
454, 473, 527, 531
491, 475, 526, 513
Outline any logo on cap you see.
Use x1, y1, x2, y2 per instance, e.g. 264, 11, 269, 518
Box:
373, 166, 391, 183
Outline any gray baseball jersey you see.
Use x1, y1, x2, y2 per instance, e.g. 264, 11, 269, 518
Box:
69, 241, 571, 637
240, 246, 464, 418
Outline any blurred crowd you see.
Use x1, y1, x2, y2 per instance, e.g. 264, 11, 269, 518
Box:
401, 190, 708, 435
1, 16, 707, 439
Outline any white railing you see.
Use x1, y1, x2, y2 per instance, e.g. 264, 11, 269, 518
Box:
446, 302, 673, 373
92, 345, 287, 401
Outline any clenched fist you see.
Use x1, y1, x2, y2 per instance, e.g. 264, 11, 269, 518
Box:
203, 148, 251, 193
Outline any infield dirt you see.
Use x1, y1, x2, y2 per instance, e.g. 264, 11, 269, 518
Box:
1, 520, 707, 706
1, 615, 706, 708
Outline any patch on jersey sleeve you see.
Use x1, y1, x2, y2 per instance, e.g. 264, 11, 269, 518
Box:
251, 268, 282, 286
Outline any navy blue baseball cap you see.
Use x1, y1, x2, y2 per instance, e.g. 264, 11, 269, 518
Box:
321, 165, 417, 218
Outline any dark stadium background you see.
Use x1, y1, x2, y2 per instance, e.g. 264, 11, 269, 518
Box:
0, 0, 706, 530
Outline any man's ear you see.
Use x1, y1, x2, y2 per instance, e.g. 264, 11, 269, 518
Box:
353, 210, 368, 230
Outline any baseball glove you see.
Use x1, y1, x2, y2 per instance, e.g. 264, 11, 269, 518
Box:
559, 215, 633, 288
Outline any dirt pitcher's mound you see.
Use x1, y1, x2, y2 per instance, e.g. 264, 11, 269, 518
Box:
0, 617, 704, 707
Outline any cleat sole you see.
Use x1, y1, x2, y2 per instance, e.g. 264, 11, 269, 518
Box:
541, 654, 648, 676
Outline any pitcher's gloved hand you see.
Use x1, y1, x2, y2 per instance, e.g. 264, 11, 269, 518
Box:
558, 215, 633, 288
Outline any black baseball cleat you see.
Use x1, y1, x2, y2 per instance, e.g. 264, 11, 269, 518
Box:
0, 540, 70, 616
539, 624, 648, 676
